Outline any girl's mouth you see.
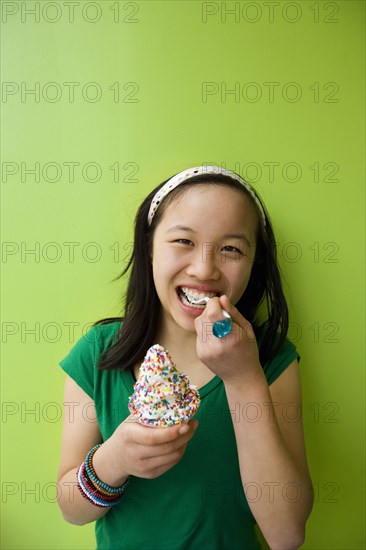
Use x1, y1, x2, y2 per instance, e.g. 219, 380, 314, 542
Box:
177, 287, 218, 309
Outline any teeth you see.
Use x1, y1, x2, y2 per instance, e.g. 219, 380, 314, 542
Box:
179, 291, 205, 309
180, 287, 217, 304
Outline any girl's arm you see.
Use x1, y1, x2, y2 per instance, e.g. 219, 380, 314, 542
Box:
56, 376, 118, 525
224, 359, 313, 550
57, 376, 198, 525
195, 297, 313, 550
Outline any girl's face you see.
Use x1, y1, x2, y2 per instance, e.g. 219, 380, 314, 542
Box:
151, 185, 259, 334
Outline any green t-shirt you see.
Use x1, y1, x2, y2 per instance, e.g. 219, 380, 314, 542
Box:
59, 321, 300, 550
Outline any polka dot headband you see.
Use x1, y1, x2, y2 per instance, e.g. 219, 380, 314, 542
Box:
147, 165, 266, 227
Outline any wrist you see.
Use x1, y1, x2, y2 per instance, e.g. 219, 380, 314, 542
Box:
224, 360, 266, 393
76, 445, 130, 509
93, 442, 129, 488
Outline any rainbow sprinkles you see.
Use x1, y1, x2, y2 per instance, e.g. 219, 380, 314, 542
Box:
128, 344, 201, 427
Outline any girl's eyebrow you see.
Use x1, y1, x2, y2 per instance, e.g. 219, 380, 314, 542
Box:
166, 226, 252, 248
222, 233, 252, 248
166, 225, 197, 234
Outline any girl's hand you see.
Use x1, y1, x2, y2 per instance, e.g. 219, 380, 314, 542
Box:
94, 416, 198, 484
194, 295, 263, 386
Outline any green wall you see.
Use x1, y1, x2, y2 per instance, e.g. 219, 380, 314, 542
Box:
1, 1, 364, 548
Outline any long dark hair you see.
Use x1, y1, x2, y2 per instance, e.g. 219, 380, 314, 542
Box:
93, 172, 289, 371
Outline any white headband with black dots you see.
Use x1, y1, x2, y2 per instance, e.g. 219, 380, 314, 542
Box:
147, 165, 266, 227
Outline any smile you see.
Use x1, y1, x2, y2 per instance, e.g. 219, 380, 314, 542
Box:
177, 286, 218, 309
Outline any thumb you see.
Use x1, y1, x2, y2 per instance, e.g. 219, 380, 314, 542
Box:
219, 295, 241, 323
219, 295, 256, 341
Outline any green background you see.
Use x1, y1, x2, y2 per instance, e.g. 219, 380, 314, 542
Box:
1, 0, 365, 548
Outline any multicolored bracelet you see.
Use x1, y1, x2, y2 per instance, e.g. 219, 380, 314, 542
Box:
76, 444, 130, 508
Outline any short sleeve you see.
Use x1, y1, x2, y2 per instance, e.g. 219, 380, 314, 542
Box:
263, 337, 300, 385
58, 325, 103, 400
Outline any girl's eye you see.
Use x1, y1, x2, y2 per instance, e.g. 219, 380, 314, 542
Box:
175, 239, 193, 245
222, 245, 242, 254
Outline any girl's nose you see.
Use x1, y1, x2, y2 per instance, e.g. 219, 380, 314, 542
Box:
185, 244, 221, 280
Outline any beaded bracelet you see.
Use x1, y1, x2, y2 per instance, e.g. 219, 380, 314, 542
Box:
76, 444, 130, 508
80, 462, 120, 502
77, 465, 114, 508
85, 445, 126, 495
77, 459, 129, 508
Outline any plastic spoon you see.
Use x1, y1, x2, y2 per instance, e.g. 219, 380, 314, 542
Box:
189, 296, 231, 318
190, 296, 232, 338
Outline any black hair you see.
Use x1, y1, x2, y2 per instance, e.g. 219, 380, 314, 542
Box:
93, 172, 289, 371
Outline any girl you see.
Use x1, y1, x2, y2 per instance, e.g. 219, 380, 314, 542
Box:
57, 166, 313, 550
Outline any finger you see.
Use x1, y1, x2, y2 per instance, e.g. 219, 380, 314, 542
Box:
146, 427, 197, 467
204, 296, 229, 322
141, 421, 198, 458
140, 449, 188, 479
139, 437, 190, 461
128, 418, 197, 447
218, 295, 242, 323
219, 295, 257, 342
146, 420, 198, 455
124, 413, 139, 424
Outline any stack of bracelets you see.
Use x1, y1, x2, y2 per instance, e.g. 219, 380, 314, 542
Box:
76, 444, 130, 508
